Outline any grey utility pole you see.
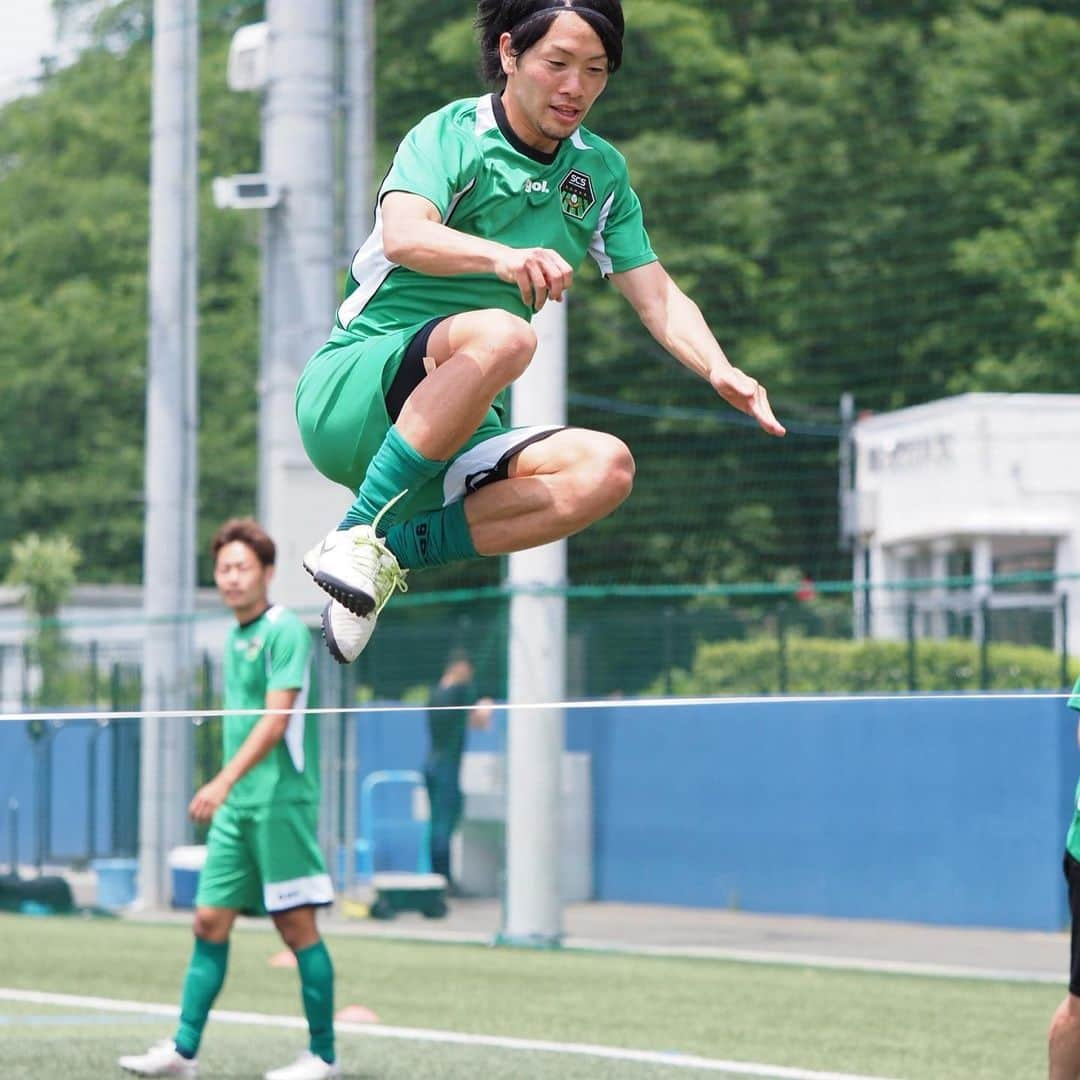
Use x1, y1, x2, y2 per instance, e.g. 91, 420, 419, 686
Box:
342, 0, 375, 245
257, 0, 337, 595
502, 299, 568, 946
336, 0, 375, 892
140, 0, 198, 909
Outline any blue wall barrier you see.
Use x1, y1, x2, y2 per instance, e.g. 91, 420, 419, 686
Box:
353, 696, 1075, 930
0, 717, 116, 865
0, 696, 1074, 928
577, 696, 1074, 930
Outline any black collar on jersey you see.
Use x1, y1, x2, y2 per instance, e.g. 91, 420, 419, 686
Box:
236, 603, 271, 629
492, 92, 561, 166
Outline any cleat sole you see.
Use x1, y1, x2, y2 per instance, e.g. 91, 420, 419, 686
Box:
312, 572, 377, 617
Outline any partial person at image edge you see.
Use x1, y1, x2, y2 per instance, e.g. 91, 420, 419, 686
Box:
1049, 673, 1080, 1080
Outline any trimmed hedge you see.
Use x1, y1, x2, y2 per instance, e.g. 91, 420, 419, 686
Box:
656, 636, 1073, 696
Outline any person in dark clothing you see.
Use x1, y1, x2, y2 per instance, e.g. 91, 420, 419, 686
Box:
424, 651, 493, 889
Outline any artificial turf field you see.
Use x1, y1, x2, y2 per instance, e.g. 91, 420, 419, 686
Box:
0, 913, 1060, 1078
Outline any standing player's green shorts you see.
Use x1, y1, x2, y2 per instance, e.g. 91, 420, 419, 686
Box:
196, 800, 332, 915
295, 317, 563, 522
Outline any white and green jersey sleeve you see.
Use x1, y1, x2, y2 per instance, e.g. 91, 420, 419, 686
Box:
221, 605, 319, 807
336, 93, 656, 337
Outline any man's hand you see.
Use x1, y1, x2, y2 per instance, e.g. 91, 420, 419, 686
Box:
470, 697, 495, 731
710, 366, 786, 437
494, 247, 573, 311
189, 775, 232, 824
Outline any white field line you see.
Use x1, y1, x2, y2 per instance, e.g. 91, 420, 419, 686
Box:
564, 939, 1064, 985
196, 917, 1058, 987
0, 987, 902, 1080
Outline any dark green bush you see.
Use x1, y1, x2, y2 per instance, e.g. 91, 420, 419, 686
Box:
655, 636, 1073, 696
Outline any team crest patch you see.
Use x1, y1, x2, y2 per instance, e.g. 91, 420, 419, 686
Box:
559, 169, 595, 220
237, 637, 263, 661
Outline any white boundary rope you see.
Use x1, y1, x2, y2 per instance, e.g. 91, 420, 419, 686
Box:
0, 689, 1073, 725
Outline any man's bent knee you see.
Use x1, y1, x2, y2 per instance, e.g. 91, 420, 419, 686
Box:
603, 437, 636, 501
583, 433, 635, 509
485, 312, 536, 380
451, 310, 536, 379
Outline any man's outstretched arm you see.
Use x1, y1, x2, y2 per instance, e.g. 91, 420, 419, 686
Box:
610, 261, 785, 437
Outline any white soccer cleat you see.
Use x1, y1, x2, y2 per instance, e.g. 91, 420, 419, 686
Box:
303, 524, 408, 618
264, 1050, 342, 1080
321, 600, 377, 664
303, 493, 409, 617
117, 1041, 198, 1077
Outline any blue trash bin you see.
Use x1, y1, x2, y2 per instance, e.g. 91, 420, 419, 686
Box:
92, 858, 139, 910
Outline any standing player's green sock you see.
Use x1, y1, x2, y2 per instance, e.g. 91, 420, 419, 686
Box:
339, 426, 444, 534
385, 499, 479, 570
174, 937, 229, 1058
296, 940, 336, 1064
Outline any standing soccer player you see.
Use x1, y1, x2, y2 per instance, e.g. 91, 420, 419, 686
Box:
423, 649, 494, 891
297, 0, 786, 664
119, 519, 338, 1080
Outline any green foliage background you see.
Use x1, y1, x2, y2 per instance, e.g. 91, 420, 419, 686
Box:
0, 0, 1077, 589
659, 634, 1067, 696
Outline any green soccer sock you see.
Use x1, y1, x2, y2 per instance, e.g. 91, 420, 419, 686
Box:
385, 499, 479, 570
174, 937, 229, 1059
296, 940, 336, 1064
339, 426, 444, 534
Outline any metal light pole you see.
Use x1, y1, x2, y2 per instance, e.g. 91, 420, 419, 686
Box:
140, 0, 199, 909
501, 299, 568, 946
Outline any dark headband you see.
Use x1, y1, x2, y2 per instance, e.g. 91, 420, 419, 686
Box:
514, 0, 613, 29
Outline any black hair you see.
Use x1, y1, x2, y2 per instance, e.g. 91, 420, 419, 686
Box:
476, 0, 624, 85
211, 517, 276, 568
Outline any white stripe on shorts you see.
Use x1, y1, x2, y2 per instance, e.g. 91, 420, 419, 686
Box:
442, 425, 564, 506
264, 872, 334, 913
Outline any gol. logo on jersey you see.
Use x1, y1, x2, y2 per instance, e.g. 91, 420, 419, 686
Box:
559, 169, 595, 220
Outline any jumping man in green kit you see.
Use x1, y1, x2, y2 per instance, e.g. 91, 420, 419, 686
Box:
296, 0, 786, 664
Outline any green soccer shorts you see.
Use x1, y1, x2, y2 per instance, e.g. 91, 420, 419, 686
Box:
295, 320, 562, 521
195, 800, 333, 914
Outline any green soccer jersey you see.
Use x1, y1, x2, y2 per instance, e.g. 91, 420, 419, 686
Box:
221, 605, 319, 808
336, 93, 657, 337
1066, 675, 1080, 860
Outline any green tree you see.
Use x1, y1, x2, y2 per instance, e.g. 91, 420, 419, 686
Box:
6, 532, 81, 704
2, 0, 1078, 594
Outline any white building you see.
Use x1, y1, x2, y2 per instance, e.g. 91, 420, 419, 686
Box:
847, 394, 1080, 655
0, 585, 233, 713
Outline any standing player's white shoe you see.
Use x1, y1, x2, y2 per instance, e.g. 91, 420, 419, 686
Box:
321, 599, 377, 664
117, 1041, 197, 1077
264, 1050, 342, 1080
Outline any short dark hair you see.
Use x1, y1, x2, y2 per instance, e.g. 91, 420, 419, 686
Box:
211, 518, 276, 568
476, 0, 624, 85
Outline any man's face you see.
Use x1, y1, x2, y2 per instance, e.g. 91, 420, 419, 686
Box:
501, 12, 610, 152
213, 540, 271, 618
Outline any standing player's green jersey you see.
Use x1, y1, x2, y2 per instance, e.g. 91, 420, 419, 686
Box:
222, 605, 319, 808
336, 93, 657, 338
1066, 676, 1080, 860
